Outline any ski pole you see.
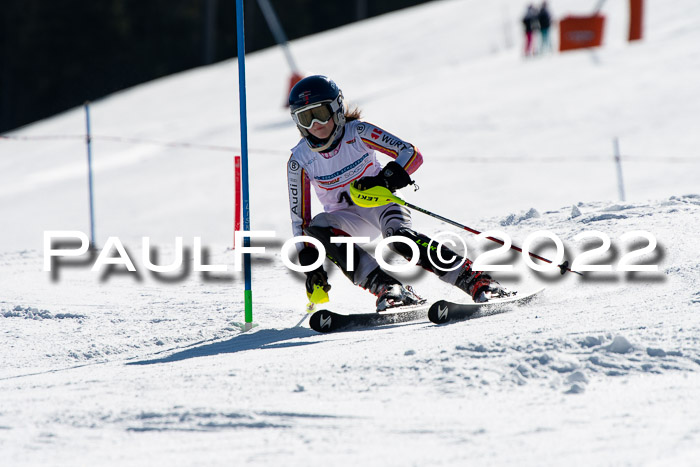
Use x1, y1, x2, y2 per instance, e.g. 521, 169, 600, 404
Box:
349, 183, 581, 276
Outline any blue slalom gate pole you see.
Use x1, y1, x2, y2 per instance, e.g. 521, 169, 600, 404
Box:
84, 102, 96, 248
235, 0, 254, 328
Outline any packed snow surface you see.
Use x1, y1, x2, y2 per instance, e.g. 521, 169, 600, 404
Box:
1, 0, 699, 465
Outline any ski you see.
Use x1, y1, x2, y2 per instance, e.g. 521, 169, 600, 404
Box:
428, 288, 545, 325
309, 303, 428, 333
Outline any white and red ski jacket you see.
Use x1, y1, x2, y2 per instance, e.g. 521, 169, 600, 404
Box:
287, 119, 423, 245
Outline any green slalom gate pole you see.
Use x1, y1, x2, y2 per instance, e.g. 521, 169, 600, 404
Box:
235, 0, 254, 329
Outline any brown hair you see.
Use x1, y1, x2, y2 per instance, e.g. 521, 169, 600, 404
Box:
345, 104, 362, 122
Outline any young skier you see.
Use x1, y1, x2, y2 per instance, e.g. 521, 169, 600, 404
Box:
286, 75, 508, 311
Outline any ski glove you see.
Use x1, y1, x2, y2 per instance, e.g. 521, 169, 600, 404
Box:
354, 161, 412, 193
299, 246, 331, 294
305, 268, 331, 295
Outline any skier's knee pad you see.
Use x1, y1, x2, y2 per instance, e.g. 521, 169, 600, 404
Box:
381, 206, 412, 238
388, 227, 422, 258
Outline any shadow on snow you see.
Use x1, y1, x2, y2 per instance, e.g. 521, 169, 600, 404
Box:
127, 326, 319, 366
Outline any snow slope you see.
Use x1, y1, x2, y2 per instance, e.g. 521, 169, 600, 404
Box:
1, 0, 700, 465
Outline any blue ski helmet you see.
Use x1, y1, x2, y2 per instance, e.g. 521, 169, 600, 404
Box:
289, 75, 346, 152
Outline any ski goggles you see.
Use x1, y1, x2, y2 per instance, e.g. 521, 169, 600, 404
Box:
292, 102, 334, 129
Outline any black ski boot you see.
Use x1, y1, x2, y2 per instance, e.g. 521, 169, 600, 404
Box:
360, 267, 424, 311
454, 262, 511, 303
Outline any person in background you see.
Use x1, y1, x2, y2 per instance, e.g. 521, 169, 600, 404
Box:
538, 1, 553, 54
522, 4, 539, 57
286, 75, 510, 311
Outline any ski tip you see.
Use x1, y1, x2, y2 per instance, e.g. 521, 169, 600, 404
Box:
428, 300, 452, 325
308, 310, 335, 333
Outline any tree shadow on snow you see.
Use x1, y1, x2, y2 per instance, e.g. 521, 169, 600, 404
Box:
127, 326, 319, 366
